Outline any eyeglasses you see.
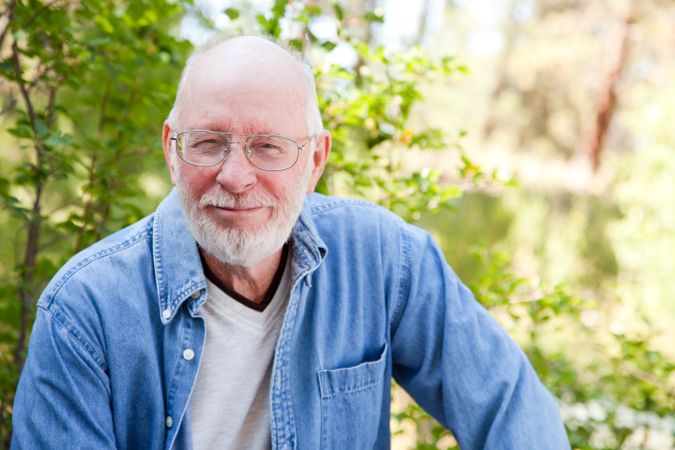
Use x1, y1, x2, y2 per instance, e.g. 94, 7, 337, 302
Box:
170, 130, 315, 171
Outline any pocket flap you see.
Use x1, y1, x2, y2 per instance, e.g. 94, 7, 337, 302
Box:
317, 344, 387, 399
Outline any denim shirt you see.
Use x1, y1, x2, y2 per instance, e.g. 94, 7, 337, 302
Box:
12, 190, 569, 449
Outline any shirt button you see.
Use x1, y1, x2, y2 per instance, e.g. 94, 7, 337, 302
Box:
191, 290, 201, 299
165, 416, 173, 428
281, 444, 291, 450
162, 308, 171, 319
182, 348, 195, 361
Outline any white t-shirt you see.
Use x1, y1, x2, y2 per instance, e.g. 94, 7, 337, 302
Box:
189, 254, 292, 450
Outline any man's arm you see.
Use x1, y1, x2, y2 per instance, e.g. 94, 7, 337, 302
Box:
391, 228, 570, 449
12, 305, 116, 449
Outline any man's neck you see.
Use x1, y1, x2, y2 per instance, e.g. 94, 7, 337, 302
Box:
199, 247, 285, 305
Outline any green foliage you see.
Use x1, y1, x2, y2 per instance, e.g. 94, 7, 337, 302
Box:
314, 43, 467, 220
393, 398, 458, 449
414, 189, 674, 448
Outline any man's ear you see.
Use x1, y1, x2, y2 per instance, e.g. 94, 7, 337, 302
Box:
162, 121, 178, 185
306, 131, 331, 193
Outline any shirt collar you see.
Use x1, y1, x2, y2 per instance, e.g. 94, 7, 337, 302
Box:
290, 194, 328, 274
153, 189, 206, 324
152, 189, 327, 324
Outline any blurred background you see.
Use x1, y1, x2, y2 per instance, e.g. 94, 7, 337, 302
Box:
0, 0, 673, 448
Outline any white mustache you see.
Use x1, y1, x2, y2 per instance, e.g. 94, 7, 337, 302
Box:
199, 191, 275, 209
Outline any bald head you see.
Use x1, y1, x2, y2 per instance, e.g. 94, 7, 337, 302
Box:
167, 36, 322, 136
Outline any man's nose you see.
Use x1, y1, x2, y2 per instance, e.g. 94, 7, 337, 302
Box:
214, 143, 257, 194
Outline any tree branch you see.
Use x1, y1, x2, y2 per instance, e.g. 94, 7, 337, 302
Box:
10, 39, 46, 370
11, 41, 38, 128
0, 0, 17, 52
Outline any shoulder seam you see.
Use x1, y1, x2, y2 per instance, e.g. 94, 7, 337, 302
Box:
38, 304, 107, 371
44, 224, 153, 305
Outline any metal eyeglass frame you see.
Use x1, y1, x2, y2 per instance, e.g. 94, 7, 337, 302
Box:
170, 130, 316, 172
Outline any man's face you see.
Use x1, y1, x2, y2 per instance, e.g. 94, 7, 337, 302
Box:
162, 40, 328, 267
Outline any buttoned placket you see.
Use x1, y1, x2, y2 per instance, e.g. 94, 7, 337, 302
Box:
164, 289, 206, 450
270, 278, 303, 450
269, 240, 324, 450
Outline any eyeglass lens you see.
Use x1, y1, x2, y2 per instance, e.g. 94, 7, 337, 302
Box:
178, 131, 299, 170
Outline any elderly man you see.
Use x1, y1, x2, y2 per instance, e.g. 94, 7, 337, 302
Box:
12, 36, 569, 449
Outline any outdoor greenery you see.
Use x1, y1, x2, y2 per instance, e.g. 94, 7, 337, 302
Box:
0, 1, 673, 449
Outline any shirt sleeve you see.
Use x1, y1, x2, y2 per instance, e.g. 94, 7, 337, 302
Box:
390, 228, 570, 449
11, 305, 116, 450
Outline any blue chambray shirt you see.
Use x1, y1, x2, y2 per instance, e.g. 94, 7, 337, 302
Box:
12, 190, 570, 449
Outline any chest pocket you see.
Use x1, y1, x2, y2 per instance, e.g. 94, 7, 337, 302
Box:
317, 344, 388, 449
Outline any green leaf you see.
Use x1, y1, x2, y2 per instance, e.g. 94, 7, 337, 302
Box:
256, 13, 270, 30
42, 132, 73, 149
35, 118, 49, 138
94, 15, 115, 34
7, 125, 33, 139
0, 58, 13, 75
288, 38, 304, 51
333, 2, 345, 21
304, 5, 323, 16
321, 41, 337, 52
13, 29, 29, 41
271, 0, 288, 17
363, 10, 384, 24
224, 8, 240, 20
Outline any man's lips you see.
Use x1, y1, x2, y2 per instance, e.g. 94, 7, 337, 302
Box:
206, 204, 270, 219
214, 205, 263, 212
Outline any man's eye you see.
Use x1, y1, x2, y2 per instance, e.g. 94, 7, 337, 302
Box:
193, 139, 222, 147
191, 139, 227, 151
253, 142, 284, 154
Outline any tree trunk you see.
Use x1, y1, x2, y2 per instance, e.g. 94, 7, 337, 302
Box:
10, 37, 48, 372
583, 2, 634, 173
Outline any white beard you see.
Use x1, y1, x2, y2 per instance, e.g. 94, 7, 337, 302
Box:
176, 163, 312, 267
